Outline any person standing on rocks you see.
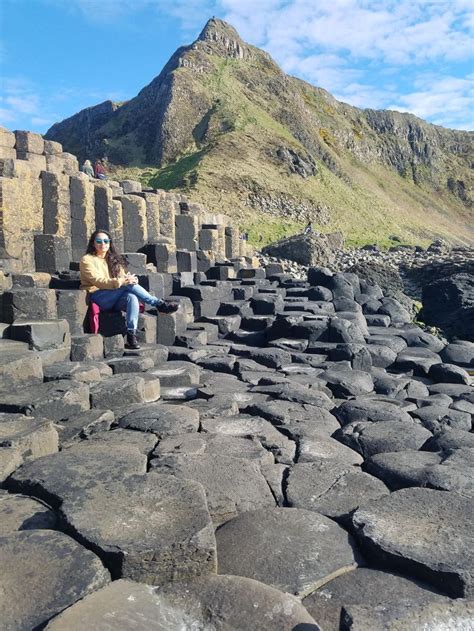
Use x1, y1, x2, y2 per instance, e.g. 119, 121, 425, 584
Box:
79, 230, 178, 350
81, 160, 94, 177
304, 221, 313, 235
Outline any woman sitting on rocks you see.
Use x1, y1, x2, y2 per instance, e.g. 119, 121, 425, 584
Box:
80, 229, 178, 350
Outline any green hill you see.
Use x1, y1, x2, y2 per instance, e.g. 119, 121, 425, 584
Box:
46, 18, 474, 248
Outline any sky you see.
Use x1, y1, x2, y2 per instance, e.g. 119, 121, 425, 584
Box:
1, 0, 473, 134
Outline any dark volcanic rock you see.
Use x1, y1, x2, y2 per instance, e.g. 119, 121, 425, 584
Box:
216, 508, 358, 596
0, 530, 110, 630
7, 443, 147, 508
0, 493, 58, 535
303, 567, 450, 631
287, 461, 389, 523
341, 597, 474, 630
60, 473, 216, 585
352, 487, 474, 596
421, 272, 474, 341
150, 453, 276, 526
46, 576, 320, 630
115, 402, 200, 437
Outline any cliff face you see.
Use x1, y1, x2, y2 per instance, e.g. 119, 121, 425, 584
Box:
46, 18, 474, 245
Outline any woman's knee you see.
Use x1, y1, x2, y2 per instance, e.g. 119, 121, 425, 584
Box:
126, 292, 139, 306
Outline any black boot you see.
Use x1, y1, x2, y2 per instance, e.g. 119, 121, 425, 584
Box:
125, 331, 140, 350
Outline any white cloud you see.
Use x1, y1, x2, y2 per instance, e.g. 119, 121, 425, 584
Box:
388, 74, 474, 130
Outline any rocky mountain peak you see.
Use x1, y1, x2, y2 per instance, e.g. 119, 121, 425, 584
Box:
196, 17, 248, 59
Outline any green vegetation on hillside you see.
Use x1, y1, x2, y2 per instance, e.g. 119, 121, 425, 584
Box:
57, 20, 474, 248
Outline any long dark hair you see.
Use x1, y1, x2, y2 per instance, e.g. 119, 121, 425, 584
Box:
86, 229, 128, 278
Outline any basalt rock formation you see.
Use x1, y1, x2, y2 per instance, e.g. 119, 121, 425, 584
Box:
0, 128, 473, 629
45, 18, 474, 246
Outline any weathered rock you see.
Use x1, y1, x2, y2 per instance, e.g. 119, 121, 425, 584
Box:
303, 567, 449, 631
0, 380, 90, 420
45, 576, 320, 630
200, 414, 296, 463
90, 374, 148, 409
60, 473, 216, 585
0, 493, 57, 535
287, 462, 389, 523
43, 361, 102, 383
394, 347, 442, 375
216, 508, 358, 596
0, 413, 59, 461
335, 420, 432, 458
321, 368, 374, 398
0, 351, 43, 393
0, 530, 110, 630
115, 402, 199, 437
422, 428, 474, 452
151, 453, 275, 526
0, 447, 23, 483
148, 360, 201, 386
440, 341, 474, 368
352, 487, 474, 596
56, 409, 115, 444
428, 362, 470, 384
298, 434, 363, 464
106, 355, 154, 374
334, 398, 413, 426
154, 433, 273, 466
410, 404, 472, 433
421, 273, 474, 341
341, 598, 474, 630
7, 443, 147, 508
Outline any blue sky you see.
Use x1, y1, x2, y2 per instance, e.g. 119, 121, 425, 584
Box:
1, 0, 473, 134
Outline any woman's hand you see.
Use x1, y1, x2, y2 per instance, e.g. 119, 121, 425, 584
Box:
124, 273, 138, 285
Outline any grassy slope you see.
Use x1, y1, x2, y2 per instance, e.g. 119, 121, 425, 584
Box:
110, 57, 474, 248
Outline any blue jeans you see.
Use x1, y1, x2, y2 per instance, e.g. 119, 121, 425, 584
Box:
90, 284, 163, 332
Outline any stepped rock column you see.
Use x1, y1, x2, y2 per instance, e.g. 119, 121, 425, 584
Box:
225, 226, 240, 259
121, 195, 147, 253
175, 214, 199, 251
41, 171, 72, 261
0, 160, 42, 272
70, 173, 95, 261
0, 126, 16, 160
139, 192, 160, 243
94, 181, 124, 251
158, 193, 177, 242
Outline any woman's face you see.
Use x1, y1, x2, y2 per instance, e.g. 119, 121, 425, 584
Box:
93, 232, 111, 256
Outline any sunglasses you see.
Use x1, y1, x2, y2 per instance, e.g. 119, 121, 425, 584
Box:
95, 238, 110, 244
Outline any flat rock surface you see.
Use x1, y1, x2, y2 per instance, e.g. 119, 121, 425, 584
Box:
151, 453, 275, 526
303, 567, 450, 631
46, 576, 320, 630
0, 492, 57, 535
0, 380, 90, 420
200, 414, 296, 463
0, 413, 59, 460
60, 473, 216, 585
7, 442, 147, 508
216, 507, 358, 596
288, 465, 389, 523
341, 599, 474, 631
335, 420, 432, 457
0, 529, 110, 630
352, 487, 474, 597
154, 432, 274, 465
115, 402, 200, 436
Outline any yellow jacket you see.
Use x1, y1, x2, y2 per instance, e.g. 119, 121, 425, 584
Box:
79, 254, 125, 293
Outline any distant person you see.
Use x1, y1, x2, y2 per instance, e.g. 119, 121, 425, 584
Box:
304, 222, 313, 235
94, 160, 107, 180
79, 229, 178, 350
81, 160, 94, 177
